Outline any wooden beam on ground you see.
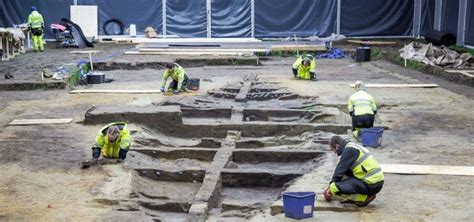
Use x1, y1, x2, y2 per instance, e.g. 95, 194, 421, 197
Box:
123, 51, 254, 56
70, 89, 163, 94
270, 45, 326, 51
347, 40, 397, 45
9, 118, 73, 125
112, 37, 261, 44
349, 83, 438, 88
381, 164, 474, 176
69, 50, 101, 54
444, 70, 474, 78
138, 48, 267, 52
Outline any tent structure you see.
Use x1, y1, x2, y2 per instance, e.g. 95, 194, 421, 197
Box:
0, 0, 472, 47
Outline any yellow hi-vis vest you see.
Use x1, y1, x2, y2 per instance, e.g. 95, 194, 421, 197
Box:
95, 122, 131, 158
28, 11, 44, 29
292, 55, 316, 80
347, 142, 384, 184
161, 63, 187, 89
348, 90, 377, 116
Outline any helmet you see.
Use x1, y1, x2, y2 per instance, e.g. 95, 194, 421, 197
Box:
107, 125, 120, 143
31, 6, 37, 11
355, 80, 366, 91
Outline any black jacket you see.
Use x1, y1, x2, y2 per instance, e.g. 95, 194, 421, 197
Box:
330, 140, 359, 183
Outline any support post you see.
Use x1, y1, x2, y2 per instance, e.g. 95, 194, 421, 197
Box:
336, 0, 341, 35
207, 0, 212, 38
434, 0, 442, 31
251, 0, 255, 38
413, 0, 422, 38
73, 0, 77, 5
457, 0, 467, 45
162, 0, 167, 37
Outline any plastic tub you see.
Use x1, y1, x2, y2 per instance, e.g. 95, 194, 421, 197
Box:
283, 192, 316, 220
360, 127, 384, 148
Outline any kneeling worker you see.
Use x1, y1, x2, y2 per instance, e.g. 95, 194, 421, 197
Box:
292, 54, 316, 80
91, 122, 131, 165
348, 81, 377, 138
160, 63, 189, 94
324, 136, 384, 207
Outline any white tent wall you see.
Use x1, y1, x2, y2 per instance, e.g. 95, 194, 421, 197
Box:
0, 0, 472, 47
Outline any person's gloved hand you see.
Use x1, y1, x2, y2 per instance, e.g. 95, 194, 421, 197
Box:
373, 110, 377, 115
324, 187, 332, 201
173, 90, 180, 94
160, 87, 165, 93
91, 158, 98, 166
349, 111, 354, 116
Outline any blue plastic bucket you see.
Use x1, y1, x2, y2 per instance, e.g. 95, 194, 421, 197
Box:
283, 192, 316, 220
360, 127, 384, 148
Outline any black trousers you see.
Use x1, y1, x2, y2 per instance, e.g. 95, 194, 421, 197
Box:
352, 114, 375, 130
169, 75, 189, 90
335, 177, 383, 196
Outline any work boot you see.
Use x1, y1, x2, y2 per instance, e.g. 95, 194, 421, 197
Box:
356, 194, 376, 207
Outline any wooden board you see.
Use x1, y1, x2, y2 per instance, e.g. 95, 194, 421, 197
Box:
70, 89, 163, 94
124, 51, 254, 56
111, 37, 261, 44
347, 40, 397, 45
349, 83, 438, 88
381, 164, 474, 176
444, 69, 474, 78
70, 50, 101, 54
9, 118, 73, 125
270, 45, 326, 51
138, 48, 267, 52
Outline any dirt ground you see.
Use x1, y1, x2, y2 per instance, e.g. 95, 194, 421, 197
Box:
0, 43, 473, 221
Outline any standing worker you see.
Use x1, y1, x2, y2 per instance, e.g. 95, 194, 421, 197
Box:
160, 63, 189, 94
28, 6, 45, 52
292, 54, 316, 80
324, 135, 384, 207
90, 122, 131, 165
348, 81, 377, 138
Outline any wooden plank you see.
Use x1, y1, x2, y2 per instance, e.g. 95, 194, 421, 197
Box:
9, 118, 73, 125
70, 50, 101, 54
112, 37, 261, 44
70, 89, 163, 94
123, 51, 254, 56
270, 45, 326, 51
444, 70, 474, 78
138, 48, 266, 52
347, 40, 397, 45
381, 164, 474, 176
349, 83, 438, 88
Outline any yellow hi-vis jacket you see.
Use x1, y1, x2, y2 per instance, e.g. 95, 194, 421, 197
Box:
161, 63, 187, 89
28, 11, 44, 29
292, 55, 316, 80
95, 122, 131, 158
348, 90, 377, 116
347, 142, 384, 184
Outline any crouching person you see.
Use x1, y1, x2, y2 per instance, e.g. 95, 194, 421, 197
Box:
91, 122, 131, 165
160, 63, 189, 94
292, 54, 316, 80
324, 136, 384, 207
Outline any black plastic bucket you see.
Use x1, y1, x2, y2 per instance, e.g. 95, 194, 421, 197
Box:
86, 72, 105, 84
355, 47, 371, 63
187, 78, 200, 91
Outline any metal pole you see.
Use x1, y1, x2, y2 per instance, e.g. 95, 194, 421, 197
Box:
434, 0, 442, 31
457, 0, 467, 45
251, 0, 255, 38
336, 0, 341, 35
413, 0, 422, 38
207, 0, 212, 38
73, 0, 77, 5
162, 0, 167, 37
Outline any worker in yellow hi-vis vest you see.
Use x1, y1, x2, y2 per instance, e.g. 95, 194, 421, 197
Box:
324, 136, 384, 207
348, 81, 377, 138
292, 54, 316, 80
90, 122, 131, 165
28, 6, 45, 52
